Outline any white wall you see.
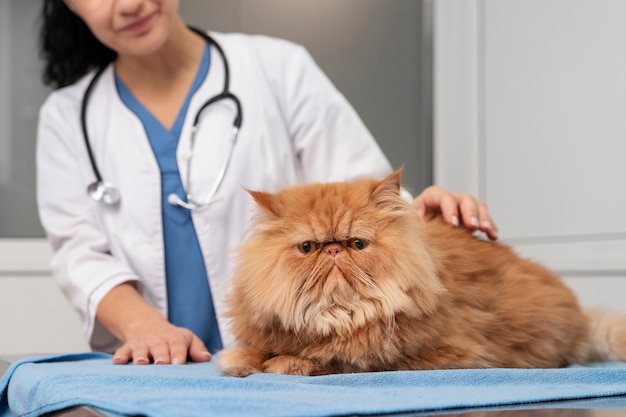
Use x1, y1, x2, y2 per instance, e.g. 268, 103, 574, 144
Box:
0, 241, 89, 356
434, 0, 626, 314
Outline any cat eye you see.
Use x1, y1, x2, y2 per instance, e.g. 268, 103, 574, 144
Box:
347, 238, 368, 250
298, 241, 320, 254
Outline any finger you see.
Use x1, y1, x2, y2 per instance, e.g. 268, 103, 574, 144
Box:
149, 340, 171, 365
188, 336, 212, 363
477, 202, 499, 240
129, 345, 150, 365
113, 345, 132, 365
118, 343, 150, 365
412, 185, 446, 217
169, 333, 193, 365
457, 194, 480, 231
439, 194, 461, 227
411, 196, 427, 218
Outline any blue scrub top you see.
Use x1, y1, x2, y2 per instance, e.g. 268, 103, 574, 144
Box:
115, 43, 223, 353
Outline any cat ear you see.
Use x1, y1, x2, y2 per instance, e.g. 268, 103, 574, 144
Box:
247, 189, 280, 216
372, 167, 403, 199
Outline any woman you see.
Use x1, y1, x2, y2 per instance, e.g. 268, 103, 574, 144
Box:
37, 0, 498, 366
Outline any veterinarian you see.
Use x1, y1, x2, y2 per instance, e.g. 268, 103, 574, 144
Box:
36, 0, 499, 366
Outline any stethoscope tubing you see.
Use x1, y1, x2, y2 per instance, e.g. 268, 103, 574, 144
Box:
80, 64, 108, 187
81, 28, 242, 208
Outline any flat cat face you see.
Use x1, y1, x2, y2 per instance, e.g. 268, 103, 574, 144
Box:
231, 170, 445, 339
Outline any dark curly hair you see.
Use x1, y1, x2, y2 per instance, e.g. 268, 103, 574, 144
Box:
39, 0, 117, 89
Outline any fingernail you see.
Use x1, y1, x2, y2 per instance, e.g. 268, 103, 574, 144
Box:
482, 220, 491, 230
113, 356, 125, 364
154, 358, 165, 365
172, 358, 181, 365
451, 215, 459, 227
135, 357, 148, 365
471, 217, 479, 228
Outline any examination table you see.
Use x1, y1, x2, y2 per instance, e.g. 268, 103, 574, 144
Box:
2, 353, 626, 417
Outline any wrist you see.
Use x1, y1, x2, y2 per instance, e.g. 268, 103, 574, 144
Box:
96, 282, 166, 342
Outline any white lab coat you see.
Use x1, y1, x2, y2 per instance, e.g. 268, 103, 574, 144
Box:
36, 32, 396, 351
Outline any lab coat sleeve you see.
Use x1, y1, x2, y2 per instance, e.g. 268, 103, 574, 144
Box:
267, 42, 394, 183
36, 93, 139, 349
293, 46, 416, 201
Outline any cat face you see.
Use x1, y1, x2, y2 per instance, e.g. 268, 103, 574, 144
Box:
231, 170, 444, 339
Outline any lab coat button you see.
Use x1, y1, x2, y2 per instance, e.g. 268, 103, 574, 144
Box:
179, 149, 192, 160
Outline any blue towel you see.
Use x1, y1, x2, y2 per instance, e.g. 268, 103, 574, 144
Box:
2, 353, 626, 417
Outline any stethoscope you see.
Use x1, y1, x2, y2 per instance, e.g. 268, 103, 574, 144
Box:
81, 28, 243, 209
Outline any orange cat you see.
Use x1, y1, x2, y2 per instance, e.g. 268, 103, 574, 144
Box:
217, 169, 626, 376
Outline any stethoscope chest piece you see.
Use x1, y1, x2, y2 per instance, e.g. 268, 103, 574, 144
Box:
87, 181, 121, 205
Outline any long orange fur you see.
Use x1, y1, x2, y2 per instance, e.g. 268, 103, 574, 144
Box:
217, 169, 626, 376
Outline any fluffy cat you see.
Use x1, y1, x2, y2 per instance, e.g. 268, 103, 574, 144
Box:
217, 169, 626, 376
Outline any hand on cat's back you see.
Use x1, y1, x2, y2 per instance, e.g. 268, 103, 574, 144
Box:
412, 185, 499, 241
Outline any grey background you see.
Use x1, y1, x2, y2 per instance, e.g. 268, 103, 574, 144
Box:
0, 0, 431, 237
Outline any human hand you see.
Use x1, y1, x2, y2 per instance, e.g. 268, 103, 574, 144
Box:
412, 185, 499, 240
111, 317, 212, 365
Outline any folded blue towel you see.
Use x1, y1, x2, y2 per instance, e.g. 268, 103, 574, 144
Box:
2, 353, 626, 417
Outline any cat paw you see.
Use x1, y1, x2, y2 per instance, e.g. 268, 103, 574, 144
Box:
262, 355, 325, 376
216, 347, 267, 377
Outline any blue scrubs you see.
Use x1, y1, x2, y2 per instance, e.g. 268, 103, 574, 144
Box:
115, 44, 223, 353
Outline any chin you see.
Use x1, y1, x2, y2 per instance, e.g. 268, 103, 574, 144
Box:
113, 12, 182, 57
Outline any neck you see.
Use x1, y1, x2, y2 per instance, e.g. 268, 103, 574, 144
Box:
114, 19, 206, 88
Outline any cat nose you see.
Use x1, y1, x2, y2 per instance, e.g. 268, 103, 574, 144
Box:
326, 244, 341, 257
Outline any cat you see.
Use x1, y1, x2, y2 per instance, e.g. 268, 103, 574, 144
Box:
217, 169, 626, 376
